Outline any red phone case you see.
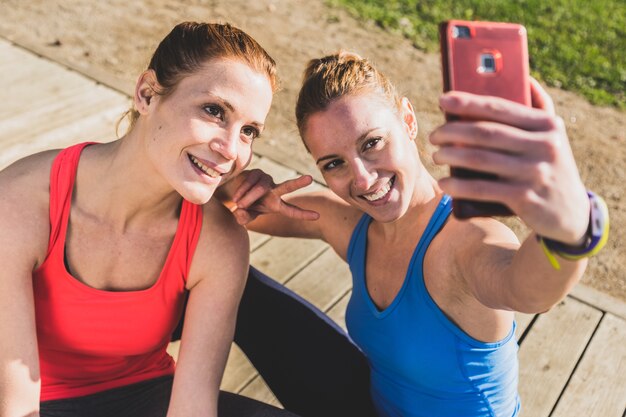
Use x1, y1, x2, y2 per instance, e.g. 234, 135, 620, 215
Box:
439, 20, 531, 218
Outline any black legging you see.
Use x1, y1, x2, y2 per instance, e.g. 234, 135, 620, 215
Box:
39, 376, 298, 417
40, 375, 299, 417
234, 267, 377, 417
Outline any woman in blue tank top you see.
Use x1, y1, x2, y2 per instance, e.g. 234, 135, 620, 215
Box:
225, 51, 607, 417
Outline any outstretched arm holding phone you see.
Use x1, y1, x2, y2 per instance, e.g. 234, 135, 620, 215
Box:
430, 79, 593, 313
223, 38, 608, 416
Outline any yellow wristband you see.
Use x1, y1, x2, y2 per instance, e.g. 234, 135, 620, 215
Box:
537, 191, 609, 270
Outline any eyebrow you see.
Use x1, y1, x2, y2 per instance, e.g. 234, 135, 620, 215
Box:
315, 128, 378, 165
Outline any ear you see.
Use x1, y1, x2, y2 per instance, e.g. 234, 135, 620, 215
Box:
400, 97, 418, 140
134, 70, 159, 115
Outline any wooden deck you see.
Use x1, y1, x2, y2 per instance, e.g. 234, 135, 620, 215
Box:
2, 38, 625, 416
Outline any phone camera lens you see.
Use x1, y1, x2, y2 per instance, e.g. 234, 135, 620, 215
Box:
479, 53, 497, 73
452, 25, 471, 38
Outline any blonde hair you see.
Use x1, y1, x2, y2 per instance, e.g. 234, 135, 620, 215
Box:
295, 51, 401, 140
117, 21, 278, 136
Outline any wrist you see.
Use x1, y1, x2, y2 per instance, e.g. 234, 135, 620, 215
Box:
537, 190, 609, 270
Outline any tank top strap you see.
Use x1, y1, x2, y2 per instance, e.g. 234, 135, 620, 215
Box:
46, 142, 97, 258
415, 194, 453, 258
167, 199, 204, 283
347, 212, 372, 265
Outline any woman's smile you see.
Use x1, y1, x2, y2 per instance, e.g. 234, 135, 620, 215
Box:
360, 175, 396, 203
188, 153, 225, 181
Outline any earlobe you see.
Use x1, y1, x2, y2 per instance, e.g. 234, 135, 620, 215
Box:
134, 70, 158, 115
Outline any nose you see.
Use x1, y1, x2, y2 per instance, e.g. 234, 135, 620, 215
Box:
351, 158, 376, 192
210, 128, 239, 161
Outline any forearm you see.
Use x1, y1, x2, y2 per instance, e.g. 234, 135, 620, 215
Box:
167, 378, 220, 417
244, 210, 320, 239
166, 328, 228, 417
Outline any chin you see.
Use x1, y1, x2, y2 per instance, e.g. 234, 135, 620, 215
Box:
368, 203, 409, 224
179, 186, 217, 205
372, 212, 403, 224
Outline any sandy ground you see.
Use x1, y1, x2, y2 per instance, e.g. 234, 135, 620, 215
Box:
1, 0, 624, 301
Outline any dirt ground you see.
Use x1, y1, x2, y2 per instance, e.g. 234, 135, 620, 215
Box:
1, 0, 624, 301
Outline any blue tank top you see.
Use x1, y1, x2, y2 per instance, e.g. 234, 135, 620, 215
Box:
345, 195, 521, 417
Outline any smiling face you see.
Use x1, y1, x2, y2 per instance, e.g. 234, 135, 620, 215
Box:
141, 59, 273, 204
304, 93, 421, 222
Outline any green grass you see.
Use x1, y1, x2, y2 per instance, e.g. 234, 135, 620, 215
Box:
328, 0, 626, 109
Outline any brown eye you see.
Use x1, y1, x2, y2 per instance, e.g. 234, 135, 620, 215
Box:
363, 137, 382, 151
242, 126, 260, 141
203, 105, 224, 119
323, 159, 343, 171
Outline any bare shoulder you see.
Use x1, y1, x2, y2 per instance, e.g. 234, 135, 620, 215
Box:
0, 149, 60, 193
186, 199, 249, 289
203, 198, 249, 244
0, 149, 61, 270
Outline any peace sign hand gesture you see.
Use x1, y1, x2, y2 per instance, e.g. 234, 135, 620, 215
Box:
222, 169, 320, 226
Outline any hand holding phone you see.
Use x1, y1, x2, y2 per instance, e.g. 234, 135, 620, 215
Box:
439, 20, 531, 218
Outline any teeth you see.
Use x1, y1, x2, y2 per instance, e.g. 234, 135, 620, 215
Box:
363, 180, 392, 201
190, 155, 220, 178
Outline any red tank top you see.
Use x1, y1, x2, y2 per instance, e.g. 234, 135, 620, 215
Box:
33, 143, 203, 401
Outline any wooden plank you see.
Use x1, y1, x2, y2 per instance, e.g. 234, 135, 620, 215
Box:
0, 37, 134, 96
249, 231, 271, 252
551, 313, 626, 417
517, 297, 602, 417
249, 156, 298, 183
238, 375, 282, 408
326, 290, 351, 331
570, 283, 626, 320
0, 103, 127, 169
285, 248, 352, 311
168, 341, 258, 394
166, 340, 180, 361
250, 237, 328, 284
0, 70, 88, 119
249, 154, 326, 195
0, 42, 123, 119
515, 312, 536, 341
221, 344, 257, 393
0, 40, 129, 170
0, 84, 127, 146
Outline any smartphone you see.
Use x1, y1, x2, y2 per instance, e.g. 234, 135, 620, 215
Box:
439, 20, 531, 218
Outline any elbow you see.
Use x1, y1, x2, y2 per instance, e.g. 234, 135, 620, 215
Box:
514, 299, 560, 315
507, 289, 568, 314
0, 403, 40, 417
0, 377, 41, 417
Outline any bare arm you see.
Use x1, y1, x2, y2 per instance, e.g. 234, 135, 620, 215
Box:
166, 203, 250, 417
216, 169, 320, 227
217, 170, 362, 260
0, 154, 54, 417
0, 225, 41, 417
244, 189, 362, 261
452, 218, 586, 314
432, 80, 590, 313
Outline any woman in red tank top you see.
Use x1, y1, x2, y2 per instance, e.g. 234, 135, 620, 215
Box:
0, 22, 303, 417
